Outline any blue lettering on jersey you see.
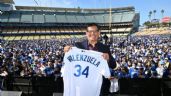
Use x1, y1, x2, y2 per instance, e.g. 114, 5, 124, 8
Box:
74, 65, 89, 78
67, 54, 100, 67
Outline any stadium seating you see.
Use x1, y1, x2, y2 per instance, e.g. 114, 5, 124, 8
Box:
45, 13, 56, 23
21, 12, 33, 23
0, 6, 138, 40
135, 27, 171, 36
1, 11, 136, 24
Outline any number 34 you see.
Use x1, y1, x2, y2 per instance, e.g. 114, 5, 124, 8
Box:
74, 65, 89, 78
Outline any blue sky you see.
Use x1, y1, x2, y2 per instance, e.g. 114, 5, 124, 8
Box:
13, 0, 171, 25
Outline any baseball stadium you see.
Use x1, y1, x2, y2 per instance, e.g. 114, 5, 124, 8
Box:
0, 0, 171, 96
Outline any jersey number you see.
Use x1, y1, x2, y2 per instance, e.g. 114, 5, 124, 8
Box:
74, 65, 89, 78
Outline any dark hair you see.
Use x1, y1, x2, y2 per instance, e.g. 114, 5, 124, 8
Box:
86, 23, 100, 31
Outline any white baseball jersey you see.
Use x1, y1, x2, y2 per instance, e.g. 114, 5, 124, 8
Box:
61, 47, 111, 96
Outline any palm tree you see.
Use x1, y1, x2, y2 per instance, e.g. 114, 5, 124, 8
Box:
149, 11, 152, 21
153, 10, 156, 19
161, 9, 164, 18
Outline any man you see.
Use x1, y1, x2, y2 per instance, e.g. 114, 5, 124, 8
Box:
64, 23, 116, 96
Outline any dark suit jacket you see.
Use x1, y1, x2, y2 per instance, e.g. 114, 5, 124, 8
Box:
75, 40, 116, 69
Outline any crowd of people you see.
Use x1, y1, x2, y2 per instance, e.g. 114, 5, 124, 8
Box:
0, 35, 171, 79
0, 38, 83, 77
110, 35, 171, 78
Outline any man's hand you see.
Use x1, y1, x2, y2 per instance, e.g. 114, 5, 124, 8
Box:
64, 45, 72, 53
102, 53, 109, 61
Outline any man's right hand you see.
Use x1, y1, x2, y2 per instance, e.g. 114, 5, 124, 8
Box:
64, 45, 72, 53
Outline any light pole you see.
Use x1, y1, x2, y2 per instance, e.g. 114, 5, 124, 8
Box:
108, 0, 112, 44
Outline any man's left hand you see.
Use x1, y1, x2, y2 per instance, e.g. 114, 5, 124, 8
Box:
102, 53, 109, 61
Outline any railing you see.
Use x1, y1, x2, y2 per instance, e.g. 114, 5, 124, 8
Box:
1, 76, 171, 96
119, 78, 171, 96
1, 76, 63, 96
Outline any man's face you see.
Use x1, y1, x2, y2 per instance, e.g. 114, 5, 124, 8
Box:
86, 26, 100, 42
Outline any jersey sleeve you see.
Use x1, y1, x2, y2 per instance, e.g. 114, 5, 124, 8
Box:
61, 48, 74, 77
88, 51, 111, 78
61, 54, 67, 77
98, 59, 111, 78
